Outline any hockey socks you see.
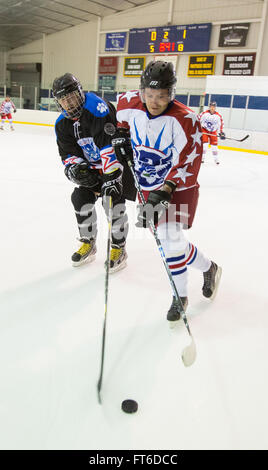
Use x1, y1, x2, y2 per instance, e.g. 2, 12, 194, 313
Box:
166, 243, 211, 297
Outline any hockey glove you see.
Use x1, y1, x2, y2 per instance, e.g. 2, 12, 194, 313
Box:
101, 168, 123, 203
65, 162, 102, 190
14, 109, 17, 113
136, 189, 173, 228
111, 128, 134, 163
219, 132, 226, 140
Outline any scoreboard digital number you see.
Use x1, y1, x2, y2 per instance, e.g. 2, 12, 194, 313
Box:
128, 23, 212, 54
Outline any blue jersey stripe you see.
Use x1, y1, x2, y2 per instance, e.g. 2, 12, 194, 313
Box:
171, 267, 187, 276
167, 254, 185, 262
187, 248, 197, 265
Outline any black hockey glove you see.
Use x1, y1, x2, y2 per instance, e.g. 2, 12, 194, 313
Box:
136, 189, 173, 228
65, 162, 102, 190
101, 168, 123, 203
14, 109, 17, 113
111, 128, 134, 164
219, 132, 226, 140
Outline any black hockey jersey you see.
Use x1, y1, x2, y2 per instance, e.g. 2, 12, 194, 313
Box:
55, 92, 136, 200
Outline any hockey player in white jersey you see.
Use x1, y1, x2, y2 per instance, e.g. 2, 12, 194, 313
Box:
199, 101, 225, 164
113, 61, 222, 324
0, 96, 16, 131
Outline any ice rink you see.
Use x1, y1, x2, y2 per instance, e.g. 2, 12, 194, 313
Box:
0, 123, 268, 450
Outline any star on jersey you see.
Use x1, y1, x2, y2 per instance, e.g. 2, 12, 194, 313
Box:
185, 147, 200, 165
184, 112, 198, 126
191, 127, 202, 146
174, 165, 193, 183
122, 90, 139, 103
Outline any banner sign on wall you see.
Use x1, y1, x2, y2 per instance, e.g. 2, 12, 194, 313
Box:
98, 75, 116, 91
188, 55, 215, 77
99, 57, 118, 75
218, 23, 250, 47
105, 32, 127, 51
223, 53, 256, 76
123, 57, 145, 77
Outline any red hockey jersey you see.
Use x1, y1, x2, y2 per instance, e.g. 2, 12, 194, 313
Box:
199, 110, 224, 133
0, 99, 16, 115
116, 91, 202, 192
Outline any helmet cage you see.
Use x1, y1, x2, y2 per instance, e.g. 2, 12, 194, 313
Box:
55, 89, 85, 119
52, 76, 85, 119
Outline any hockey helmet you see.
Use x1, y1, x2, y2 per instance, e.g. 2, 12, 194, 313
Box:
140, 61, 177, 101
209, 101, 217, 107
52, 73, 85, 119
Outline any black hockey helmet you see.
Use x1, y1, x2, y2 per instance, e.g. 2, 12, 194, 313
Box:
209, 101, 217, 107
52, 73, 85, 119
140, 60, 177, 100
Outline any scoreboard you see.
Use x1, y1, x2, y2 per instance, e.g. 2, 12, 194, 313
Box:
128, 23, 212, 54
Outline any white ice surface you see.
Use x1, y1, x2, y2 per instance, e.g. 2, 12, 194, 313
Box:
0, 124, 268, 450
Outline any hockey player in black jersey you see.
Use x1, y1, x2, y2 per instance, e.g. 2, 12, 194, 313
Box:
53, 73, 136, 271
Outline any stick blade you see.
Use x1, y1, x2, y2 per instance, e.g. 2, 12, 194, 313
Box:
181, 338, 197, 367
97, 380, 102, 404
240, 134, 249, 142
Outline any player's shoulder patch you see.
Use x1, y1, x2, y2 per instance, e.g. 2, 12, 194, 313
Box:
84, 92, 109, 117
117, 90, 142, 110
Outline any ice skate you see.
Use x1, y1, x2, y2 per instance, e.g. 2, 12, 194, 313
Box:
71, 238, 96, 267
167, 296, 188, 328
0, 126, 4, 130
202, 261, 222, 300
10, 126, 14, 131
108, 244, 127, 273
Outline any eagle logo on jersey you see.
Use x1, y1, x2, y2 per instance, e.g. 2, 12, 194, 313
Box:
133, 146, 173, 189
129, 117, 175, 189
77, 137, 101, 165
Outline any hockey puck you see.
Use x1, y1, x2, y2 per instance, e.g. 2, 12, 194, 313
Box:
121, 399, 138, 414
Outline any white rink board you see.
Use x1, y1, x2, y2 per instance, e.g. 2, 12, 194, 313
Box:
13, 109, 60, 125
11, 109, 268, 153
206, 76, 268, 97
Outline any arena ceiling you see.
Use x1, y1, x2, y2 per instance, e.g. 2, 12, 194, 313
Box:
0, 0, 156, 50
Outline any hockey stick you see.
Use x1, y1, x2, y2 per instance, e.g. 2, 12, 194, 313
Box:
203, 132, 249, 142
128, 162, 196, 366
105, 123, 196, 367
97, 195, 113, 404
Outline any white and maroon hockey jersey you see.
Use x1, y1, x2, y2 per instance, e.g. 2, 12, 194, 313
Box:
116, 91, 202, 191
0, 99, 16, 115
199, 110, 224, 133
